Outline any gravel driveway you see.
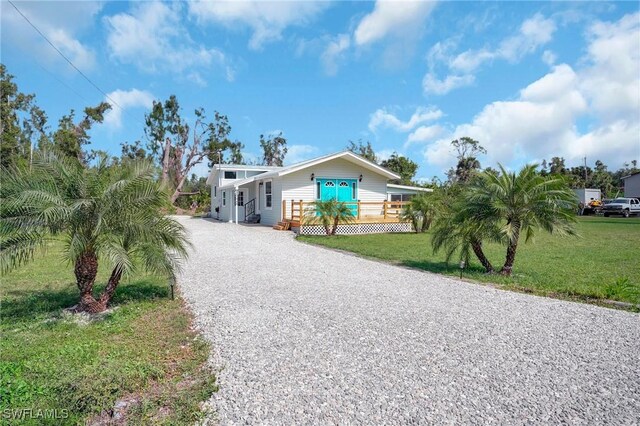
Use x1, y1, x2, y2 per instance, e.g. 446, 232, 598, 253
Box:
176, 217, 639, 425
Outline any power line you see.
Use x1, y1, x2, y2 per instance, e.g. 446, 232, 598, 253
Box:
7, 0, 124, 112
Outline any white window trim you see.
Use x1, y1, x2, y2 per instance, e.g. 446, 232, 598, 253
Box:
222, 190, 227, 207
264, 179, 273, 210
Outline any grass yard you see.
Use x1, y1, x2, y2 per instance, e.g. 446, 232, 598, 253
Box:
0, 242, 217, 425
299, 216, 640, 306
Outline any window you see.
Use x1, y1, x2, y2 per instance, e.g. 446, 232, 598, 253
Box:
265, 181, 272, 209
316, 182, 321, 199
214, 186, 217, 197
236, 191, 244, 206
339, 181, 349, 187
352, 182, 357, 199
222, 191, 227, 206
324, 181, 335, 187
224, 171, 237, 179
389, 194, 414, 202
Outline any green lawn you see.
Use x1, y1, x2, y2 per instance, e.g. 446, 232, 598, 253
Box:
0, 242, 217, 425
299, 216, 640, 306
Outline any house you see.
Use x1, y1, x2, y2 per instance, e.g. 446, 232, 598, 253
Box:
205, 151, 431, 234
622, 172, 640, 198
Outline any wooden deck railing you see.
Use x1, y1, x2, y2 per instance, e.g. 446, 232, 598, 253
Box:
282, 200, 409, 224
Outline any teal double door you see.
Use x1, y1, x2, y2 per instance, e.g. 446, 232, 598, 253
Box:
317, 178, 358, 215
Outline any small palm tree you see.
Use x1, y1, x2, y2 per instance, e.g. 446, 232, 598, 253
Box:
0, 152, 190, 313
400, 193, 438, 233
466, 164, 577, 276
431, 196, 499, 274
303, 199, 355, 235
399, 202, 421, 233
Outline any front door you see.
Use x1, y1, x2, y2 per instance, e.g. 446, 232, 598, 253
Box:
317, 178, 358, 215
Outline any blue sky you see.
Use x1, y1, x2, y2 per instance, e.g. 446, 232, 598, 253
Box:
2, 1, 639, 180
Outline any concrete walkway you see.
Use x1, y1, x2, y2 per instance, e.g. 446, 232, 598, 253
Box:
176, 217, 639, 425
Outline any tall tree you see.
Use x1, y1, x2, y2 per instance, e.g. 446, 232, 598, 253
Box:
228, 140, 245, 164
548, 157, 566, 175
120, 140, 148, 162
260, 132, 288, 166
0, 64, 49, 168
0, 152, 189, 313
52, 102, 111, 162
380, 152, 418, 184
447, 137, 486, 183
588, 160, 614, 196
346, 139, 377, 163
144, 96, 232, 203
465, 164, 577, 276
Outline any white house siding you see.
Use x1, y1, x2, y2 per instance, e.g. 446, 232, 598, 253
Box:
280, 158, 389, 219
255, 177, 283, 226
624, 174, 640, 198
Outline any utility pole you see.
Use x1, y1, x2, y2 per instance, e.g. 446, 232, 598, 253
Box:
584, 157, 587, 188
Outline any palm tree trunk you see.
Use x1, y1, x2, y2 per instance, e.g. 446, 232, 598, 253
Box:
501, 225, 521, 276
470, 239, 494, 273
98, 266, 123, 308
331, 216, 339, 235
72, 251, 102, 313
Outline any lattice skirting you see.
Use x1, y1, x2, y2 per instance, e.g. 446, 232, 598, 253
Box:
300, 222, 413, 235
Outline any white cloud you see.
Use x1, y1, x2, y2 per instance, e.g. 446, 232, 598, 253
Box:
449, 13, 557, 73
188, 1, 329, 50
103, 89, 155, 129
1, 1, 100, 71
285, 145, 320, 165
579, 12, 640, 122
406, 125, 444, 146
105, 1, 234, 82
354, 0, 437, 46
369, 106, 443, 133
321, 34, 351, 76
423, 13, 557, 96
376, 149, 396, 162
542, 50, 557, 66
422, 13, 640, 173
422, 73, 475, 95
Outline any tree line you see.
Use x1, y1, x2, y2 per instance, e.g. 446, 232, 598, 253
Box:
0, 64, 291, 209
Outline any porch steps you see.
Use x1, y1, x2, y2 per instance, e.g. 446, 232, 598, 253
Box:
273, 220, 292, 231
246, 214, 261, 224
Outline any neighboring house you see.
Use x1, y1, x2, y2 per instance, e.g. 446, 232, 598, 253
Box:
622, 172, 640, 198
205, 151, 430, 234
387, 183, 432, 201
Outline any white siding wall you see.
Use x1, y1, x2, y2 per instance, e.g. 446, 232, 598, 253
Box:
624, 174, 640, 198
281, 158, 388, 218
256, 177, 282, 226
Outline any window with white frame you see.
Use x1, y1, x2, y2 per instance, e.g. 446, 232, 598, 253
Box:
265, 181, 272, 208
222, 191, 227, 206
224, 171, 237, 179
214, 186, 217, 197
236, 191, 244, 206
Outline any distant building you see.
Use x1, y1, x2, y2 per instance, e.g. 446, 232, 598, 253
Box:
622, 172, 640, 198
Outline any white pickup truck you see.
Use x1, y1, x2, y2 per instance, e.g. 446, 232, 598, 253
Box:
602, 198, 640, 218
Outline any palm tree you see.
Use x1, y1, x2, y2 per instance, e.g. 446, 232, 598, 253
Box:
303, 199, 355, 235
0, 152, 190, 313
466, 164, 577, 276
431, 195, 499, 274
399, 202, 421, 233
400, 194, 437, 233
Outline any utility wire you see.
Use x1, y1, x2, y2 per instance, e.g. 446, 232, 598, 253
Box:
33, 60, 90, 104
8, 0, 124, 112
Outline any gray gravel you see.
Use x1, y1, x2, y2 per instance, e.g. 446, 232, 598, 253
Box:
176, 217, 640, 425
